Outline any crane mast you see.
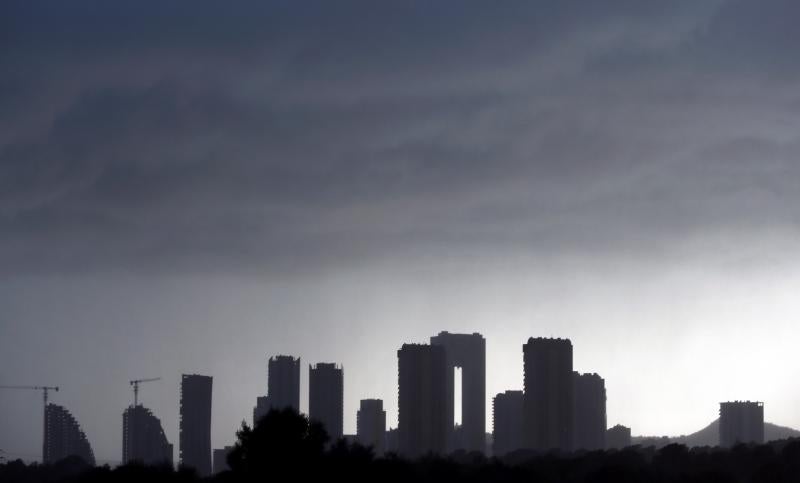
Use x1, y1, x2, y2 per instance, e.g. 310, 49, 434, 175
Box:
0, 385, 60, 462
129, 377, 161, 406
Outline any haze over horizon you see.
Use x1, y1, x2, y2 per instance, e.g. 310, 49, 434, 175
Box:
3, 0, 800, 465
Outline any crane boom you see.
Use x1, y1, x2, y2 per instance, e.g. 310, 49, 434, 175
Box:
129, 377, 161, 406
0, 385, 59, 405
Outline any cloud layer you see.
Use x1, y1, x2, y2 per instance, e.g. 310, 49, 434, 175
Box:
3, 0, 800, 275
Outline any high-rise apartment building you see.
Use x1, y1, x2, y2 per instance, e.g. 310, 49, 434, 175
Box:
356, 399, 387, 454
397, 343, 448, 457
268, 355, 301, 411
309, 363, 344, 440
719, 401, 764, 447
430, 331, 486, 453
179, 374, 212, 476
573, 372, 606, 451
492, 390, 524, 456
523, 337, 574, 451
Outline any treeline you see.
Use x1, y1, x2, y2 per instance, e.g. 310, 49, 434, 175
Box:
4, 409, 800, 483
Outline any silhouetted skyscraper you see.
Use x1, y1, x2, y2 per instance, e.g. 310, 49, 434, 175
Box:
397, 343, 448, 457
385, 427, 399, 454
309, 362, 344, 440
492, 390, 524, 456
268, 355, 301, 411
179, 374, 212, 476
523, 337, 574, 451
44, 403, 95, 465
719, 401, 764, 447
253, 355, 301, 425
573, 372, 606, 451
123, 405, 172, 465
606, 424, 631, 449
212, 446, 233, 474
357, 399, 386, 454
430, 331, 486, 453
253, 396, 270, 425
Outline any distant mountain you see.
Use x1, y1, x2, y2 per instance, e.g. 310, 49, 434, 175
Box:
765, 422, 800, 442
632, 419, 800, 448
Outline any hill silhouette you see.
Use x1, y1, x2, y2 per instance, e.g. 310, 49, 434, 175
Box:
633, 419, 800, 448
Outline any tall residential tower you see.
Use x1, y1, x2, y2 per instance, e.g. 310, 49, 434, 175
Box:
357, 399, 387, 454
523, 338, 574, 451
430, 331, 486, 453
492, 390, 524, 456
397, 343, 448, 457
309, 363, 344, 440
179, 374, 212, 475
719, 401, 764, 447
253, 355, 301, 424
572, 372, 606, 451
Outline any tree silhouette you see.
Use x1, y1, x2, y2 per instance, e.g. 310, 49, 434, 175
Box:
226, 408, 328, 479
6, 434, 800, 483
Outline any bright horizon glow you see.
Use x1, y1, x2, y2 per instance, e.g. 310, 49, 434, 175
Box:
3, 253, 800, 463
454, 366, 463, 428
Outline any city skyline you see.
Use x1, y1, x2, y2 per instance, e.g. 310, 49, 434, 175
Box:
0, 332, 782, 466
4, 0, 800, 467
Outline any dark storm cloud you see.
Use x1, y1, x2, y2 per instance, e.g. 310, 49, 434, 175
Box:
2, 0, 800, 274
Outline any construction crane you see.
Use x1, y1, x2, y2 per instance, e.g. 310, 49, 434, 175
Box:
129, 378, 160, 406
0, 385, 60, 463
0, 385, 59, 407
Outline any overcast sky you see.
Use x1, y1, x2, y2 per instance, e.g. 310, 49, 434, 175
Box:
3, 0, 800, 465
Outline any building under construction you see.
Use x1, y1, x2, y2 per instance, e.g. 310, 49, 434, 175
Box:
44, 403, 95, 466
122, 405, 173, 465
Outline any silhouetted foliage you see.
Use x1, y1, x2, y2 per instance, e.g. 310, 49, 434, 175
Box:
226, 408, 328, 479
5, 413, 800, 483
